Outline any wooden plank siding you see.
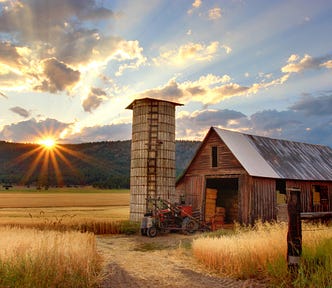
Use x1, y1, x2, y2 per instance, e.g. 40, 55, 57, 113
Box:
250, 177, 277, 223
286, 180, 332, 213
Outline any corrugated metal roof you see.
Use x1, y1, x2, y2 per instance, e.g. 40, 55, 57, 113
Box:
213, 127, 332, 181
214, 128, 279, 178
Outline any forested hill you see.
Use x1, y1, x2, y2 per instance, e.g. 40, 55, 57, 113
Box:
0, 140, 200, 189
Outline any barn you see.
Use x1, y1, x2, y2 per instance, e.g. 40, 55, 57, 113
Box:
176, 127, 332, 225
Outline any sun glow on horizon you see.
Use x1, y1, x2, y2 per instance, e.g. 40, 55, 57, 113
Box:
38, 137, 57, 149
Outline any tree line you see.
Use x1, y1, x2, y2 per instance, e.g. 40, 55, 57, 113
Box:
0, 140, 200, 189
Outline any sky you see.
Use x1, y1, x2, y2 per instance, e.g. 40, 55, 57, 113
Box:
0, 0, 332, 147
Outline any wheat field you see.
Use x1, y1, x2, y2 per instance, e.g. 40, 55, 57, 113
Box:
0, 187, 131, 234
0, 227, 102, 287
192, 221, 332, 284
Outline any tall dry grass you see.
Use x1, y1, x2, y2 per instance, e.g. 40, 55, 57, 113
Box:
192, 221, 332, 282
0, 227, 102, 287
193, 221, 288, 278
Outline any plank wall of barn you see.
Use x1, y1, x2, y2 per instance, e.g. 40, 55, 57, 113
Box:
286, 180, 332, 212
250, 177, 277, 224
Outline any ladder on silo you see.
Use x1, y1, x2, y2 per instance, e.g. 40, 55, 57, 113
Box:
146, 101, 159, 207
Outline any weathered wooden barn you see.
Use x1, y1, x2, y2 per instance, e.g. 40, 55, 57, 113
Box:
176, 127, 332, 224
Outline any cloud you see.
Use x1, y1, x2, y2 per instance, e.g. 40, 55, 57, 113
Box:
177, 109, 247, 139
135, 73, 283, 106
137, 79, 184, 103
62, 123, 132, 143
0, 41, 23, 67
321, 60, 332, 69
281, 54, 332, 73
0, 0, 114, 43
10, 106, 30, 118
114, 40, 147, 76
82, 87, 108, 112
0, 0, 144, 94
0, 118, 70, 143
153, 41, 221, 66
208, 7, 222, 20
289, 92, 332, 116
187, 0, 202, 14
176, 93, 332, 147
34, 58, 80, 93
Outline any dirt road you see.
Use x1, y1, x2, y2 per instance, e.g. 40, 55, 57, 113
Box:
97, 233, 266, 288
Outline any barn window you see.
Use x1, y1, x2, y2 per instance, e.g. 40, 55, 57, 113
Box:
312, 185, 329, 212
211, 146, 218, 167
276, 179, 286, 204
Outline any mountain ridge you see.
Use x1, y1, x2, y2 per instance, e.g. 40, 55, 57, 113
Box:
0, 140, 200, 189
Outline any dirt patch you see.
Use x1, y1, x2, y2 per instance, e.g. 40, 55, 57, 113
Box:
97, 233, 266, 288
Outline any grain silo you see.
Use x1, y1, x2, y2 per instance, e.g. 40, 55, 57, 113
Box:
126, 98, 183, 221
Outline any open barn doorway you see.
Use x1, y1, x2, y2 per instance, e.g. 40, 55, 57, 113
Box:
205, 178, 239, 224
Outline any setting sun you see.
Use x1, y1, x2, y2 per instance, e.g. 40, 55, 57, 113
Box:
39, 138, 57, 149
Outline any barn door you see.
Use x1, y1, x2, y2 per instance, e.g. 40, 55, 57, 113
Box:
205, 178, 239, 224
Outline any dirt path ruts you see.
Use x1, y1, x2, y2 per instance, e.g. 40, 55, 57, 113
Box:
97, 233, 266, 288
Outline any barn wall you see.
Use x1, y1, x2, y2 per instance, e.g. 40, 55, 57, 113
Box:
250, 177, 277, 223
239, 174, 252, 224
286, 180, 332, 212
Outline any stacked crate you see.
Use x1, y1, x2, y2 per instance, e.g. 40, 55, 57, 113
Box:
212, 207, 225, 230
205, 188, 217, 220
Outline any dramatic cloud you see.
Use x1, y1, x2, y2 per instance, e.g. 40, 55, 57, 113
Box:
177, 109, 247, 139
281, 54, 332, 73
0, 118, 70, 143
289, 93, 332, 116
135, 74, 262, 106
82, 87, 108, 112
34, 58, 80, 93
0, 0, 145, 96
0, 41, 23, 67
0, 0, 114, 43
10, 106, 30, 118
176, 100, 332, 147
153, 41, 221, 66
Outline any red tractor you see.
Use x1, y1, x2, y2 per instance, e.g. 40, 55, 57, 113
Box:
140, 197, 207, 237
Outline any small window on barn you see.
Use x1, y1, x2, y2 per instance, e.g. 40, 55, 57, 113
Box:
211, 146, 218, 167
276, 179, 286, 204
312, 185, 329, 212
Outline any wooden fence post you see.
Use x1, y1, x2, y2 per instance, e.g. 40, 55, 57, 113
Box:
287, 188, 302, 273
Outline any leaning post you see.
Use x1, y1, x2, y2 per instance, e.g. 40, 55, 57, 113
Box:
287, 187, 302, 274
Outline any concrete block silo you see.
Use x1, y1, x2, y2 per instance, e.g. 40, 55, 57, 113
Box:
126, 97, 182, 221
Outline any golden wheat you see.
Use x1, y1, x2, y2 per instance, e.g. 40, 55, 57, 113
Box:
0, 226, 102, 287
192, 221, 332, 279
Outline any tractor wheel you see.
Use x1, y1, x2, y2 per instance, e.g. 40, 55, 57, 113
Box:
147, 227, 157, 238
182, 217, 199, 234
141, 228, 147, 236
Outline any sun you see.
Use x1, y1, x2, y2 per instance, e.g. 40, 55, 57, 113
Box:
38, 137, 57, 149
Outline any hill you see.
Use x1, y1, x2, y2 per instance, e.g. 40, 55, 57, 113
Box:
0, 140, 200, 189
